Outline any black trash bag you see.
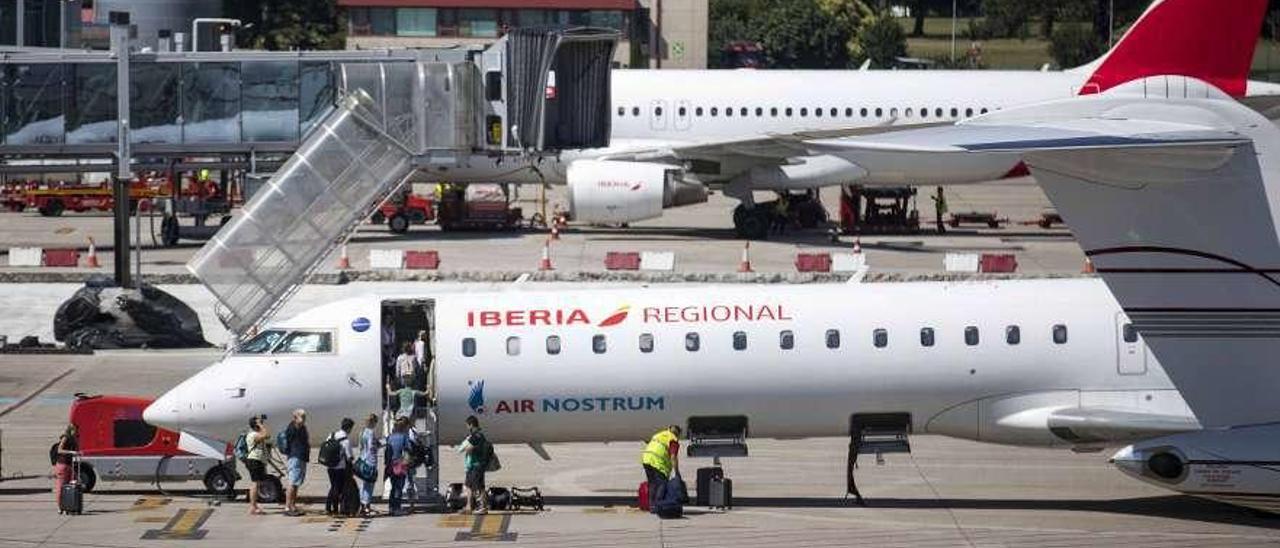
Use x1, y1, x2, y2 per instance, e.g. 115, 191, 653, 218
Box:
65, 327, 124, 350
117, 284, 207, 348
53, 284, 108, 341
52, 282, 208, 349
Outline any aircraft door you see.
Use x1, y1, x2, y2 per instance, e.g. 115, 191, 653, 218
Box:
674, 99, 692, 131
1116, 313, 1147, 375
649, 99, 668, 131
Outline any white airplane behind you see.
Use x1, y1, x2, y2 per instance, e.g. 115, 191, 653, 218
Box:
144, 279, 1198, 494
424, 0, 1276, 239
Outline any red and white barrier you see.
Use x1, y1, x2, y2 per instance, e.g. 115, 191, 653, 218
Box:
831, 252, 867, 272
640, 251, 675, 271
369, 249, 405, 270
7, 247, 41, 267
944, 253, 979, 273
978, 253, 1018, 273
604, 252, 641, 271
41, 248, 80, 267
404, 250, 440, 270
795, 253, 832, 273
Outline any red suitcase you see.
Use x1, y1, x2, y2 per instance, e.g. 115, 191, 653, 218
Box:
637, 481, 650, 512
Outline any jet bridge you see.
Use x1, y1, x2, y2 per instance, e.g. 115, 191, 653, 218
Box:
187, 28, 618, 336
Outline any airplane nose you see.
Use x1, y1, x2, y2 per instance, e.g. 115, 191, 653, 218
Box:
143, 389, 181, 430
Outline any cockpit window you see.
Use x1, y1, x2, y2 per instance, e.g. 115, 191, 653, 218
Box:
236, 330, 286, 354
274, 331, 333, 354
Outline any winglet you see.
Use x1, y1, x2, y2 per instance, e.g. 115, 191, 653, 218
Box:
1080, 0, 1266, 97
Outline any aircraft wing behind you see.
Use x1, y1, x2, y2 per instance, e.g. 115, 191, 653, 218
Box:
805, 91, 1280, 429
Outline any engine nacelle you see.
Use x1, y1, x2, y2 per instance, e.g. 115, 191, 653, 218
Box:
566, 160, 707, 224
1112, 424, 1280, 512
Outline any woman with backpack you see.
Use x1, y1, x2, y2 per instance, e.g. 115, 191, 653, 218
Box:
384, 416, 412, 516
322, 418, 355, 516
242, 416, 270, 516
52, 423, 79, 513
357, 414, 381, 517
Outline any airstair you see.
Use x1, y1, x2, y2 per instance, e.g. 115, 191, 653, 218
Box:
186, 28, 618, 336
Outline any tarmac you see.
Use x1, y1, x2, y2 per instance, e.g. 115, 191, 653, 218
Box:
1, 352, 1280, 547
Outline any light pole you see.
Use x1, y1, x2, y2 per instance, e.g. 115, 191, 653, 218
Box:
950, 0, 957, 62
1108, 0, 1115, 49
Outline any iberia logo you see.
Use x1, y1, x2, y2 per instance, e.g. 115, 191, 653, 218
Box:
597, 305, 630, 327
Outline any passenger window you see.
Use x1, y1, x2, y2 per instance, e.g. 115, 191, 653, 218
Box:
711, 107, 719, 116
830, 107, 838, 117
780, 330, 795, 350
462, 337, 476, 357
825, 329, 841, 349
785, 107, 794, 116
236, 329, 286, 354
740, 107, 748, 116
654, 106, 663, 116
935, 107, 943, 118
800, 107, 808, 117
845, 107, 853, 117
860, 107, 868, 117
1053, 324, 1068, 344
726, 107, 733, 117
733, 331, 748, 351
905, 108, 913, 117
695, 107, 704, 116
639, 333, 654, 353
677, 106, 687, 116
965, 326, 979, 346
632, 106, 640, 116
276, 331, 332, 353
616, 106, 625, 116
815, 107, 823, 117
873, 328, 888, 348
965, 108, 973, 117
875, 107, 883, 117
920, 327, 935, 347
1006, 325, 1021, 345
592, 334, 607, 354
920, 108, 928, 118
114, 419, 157, 448
890, 107, 899, 117
980, 108, 989, 114
506, 336, 520, 356
950, 107, 958, 118
685, 332, 700, 352
1123, 323, 1139, 343
770, 107, 778, 117
546, 335, 561, 355
755, 107, 763, 116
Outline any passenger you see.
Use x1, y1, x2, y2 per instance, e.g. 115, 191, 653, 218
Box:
324, 418, 355, 516
358, 414, 381, 517
243, 416, 270, 515
385, 416, 412, 516
772, 195, 790, 235
386, 379, 428, 421
414, 330, 430, 389
283, 409, 311, 517
52, 423, 79, 514
395, 342, 416, 388
381, 314, 396, 382
640, 425, 682, 513
457, 415, 491, 514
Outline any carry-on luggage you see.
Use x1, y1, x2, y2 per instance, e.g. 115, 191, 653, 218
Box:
695, 466, 724, 506
637, 481, 651, 512
654, 475, 684, 519
708, 476, 733, 509
340, 475, 361, 517
59, 459, 84, 515
510, 486, 545, 511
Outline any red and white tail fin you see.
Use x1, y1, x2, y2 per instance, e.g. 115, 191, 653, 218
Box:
1079, 0, 1266, 97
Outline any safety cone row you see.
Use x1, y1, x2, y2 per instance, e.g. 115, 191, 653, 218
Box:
538, 238, 554, 271
84, 237, 100, 268
336, 243, 351, 270
737, 241, 753, 273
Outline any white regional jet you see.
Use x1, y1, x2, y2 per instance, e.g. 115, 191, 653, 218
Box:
428, 0, 1276, 239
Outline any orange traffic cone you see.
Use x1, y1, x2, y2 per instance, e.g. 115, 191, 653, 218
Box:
336, 244, 351, 270
1082, 258, 1095, 274
852, 236, 862, 254
538, 238, 554, 271
84, 237, 100, 268
737, 241, 753, 273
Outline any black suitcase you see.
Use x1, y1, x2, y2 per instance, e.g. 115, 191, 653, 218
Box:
59, 460, 84, 515
695, 466, 723, 506
708, 476, 732, 509
340, 475, 361, 517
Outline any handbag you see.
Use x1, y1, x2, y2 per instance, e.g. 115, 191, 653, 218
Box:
391, 457, 410, 477
355, 458, 377, 482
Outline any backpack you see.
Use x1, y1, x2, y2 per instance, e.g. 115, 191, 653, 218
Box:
49, 441, 60, 465
275, 430, 289, 455
233, 432, 249, 461
317, 434, 343, 468
469, 432, 499, 472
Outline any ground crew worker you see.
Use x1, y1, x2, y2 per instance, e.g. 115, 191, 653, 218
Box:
640, 425, 682, 512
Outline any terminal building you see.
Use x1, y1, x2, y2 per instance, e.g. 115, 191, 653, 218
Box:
341, 0, 707, 69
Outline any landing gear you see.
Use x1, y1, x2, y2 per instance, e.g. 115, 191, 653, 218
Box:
733, 204, 771, 240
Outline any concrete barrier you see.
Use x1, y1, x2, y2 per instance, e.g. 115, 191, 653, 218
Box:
795, 253, 832, 273
944, 253, 979, 273
404, 250, 440, 270
832, 253, 867, 272
640, 251, 675, 271
369, 249, 405, 270
7, 247, 41, 267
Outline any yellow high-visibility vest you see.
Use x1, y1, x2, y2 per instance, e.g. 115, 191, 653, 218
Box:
640, 429, 678, 477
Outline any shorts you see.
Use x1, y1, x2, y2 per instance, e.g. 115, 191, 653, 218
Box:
287, 457, 307, 486
465, 467, 486, 491
245, 459, 268, 482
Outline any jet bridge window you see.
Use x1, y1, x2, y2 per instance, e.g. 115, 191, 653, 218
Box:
639, 333, 654, 353
965, 326, 980, 346
592, 334, 607, 354
1123, 323, 1139, 343
685, 332, 700, 352
825, 329, 841, 349
506, 336, 521, 356
1005, 325, 1021, 345
733, 331, 747, 351
1053, 324, 1069, 344
920, 327, 935, 347
546, 335, 561, 355
236, 329, 287, 354
873, 328, 888, 348
462, 337, 476, 358
275, 331, 333, 354
780, 330, 795, 350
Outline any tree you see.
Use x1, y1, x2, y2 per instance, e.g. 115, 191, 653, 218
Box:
1048, 22, 1101, 68
908, 0, 954, 37
852, 13, 908, 68
981, 0, 1035, 39
707, 0, 856, 69
224, 0, 346, 51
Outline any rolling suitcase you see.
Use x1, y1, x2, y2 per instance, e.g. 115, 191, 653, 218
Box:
695, 466, 724, 506
708, 476, 733, 509
637, 481, 651, 512
59, 459, 83, 515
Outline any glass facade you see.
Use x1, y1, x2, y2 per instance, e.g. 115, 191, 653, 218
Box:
243, 61, 300, 143
131, 63, 181, 144
182, 62, 240, 143
5, 63, 64, 145
349, 7, 630, 39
